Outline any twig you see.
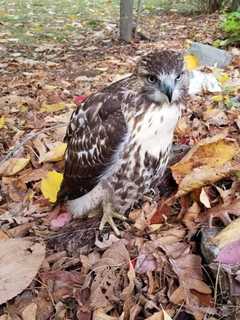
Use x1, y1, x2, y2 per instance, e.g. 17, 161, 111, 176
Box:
0, 123, 67, 167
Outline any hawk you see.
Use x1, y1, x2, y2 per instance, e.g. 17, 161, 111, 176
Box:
57, 50, 188, 234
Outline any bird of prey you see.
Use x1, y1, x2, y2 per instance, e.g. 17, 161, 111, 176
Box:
57, 50, 188, 235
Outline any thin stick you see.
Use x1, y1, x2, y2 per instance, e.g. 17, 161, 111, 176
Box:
0, 123, 67, 167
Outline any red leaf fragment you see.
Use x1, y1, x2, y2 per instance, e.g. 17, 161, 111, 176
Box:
73, 95, 87, 105
50, 212, 72, 230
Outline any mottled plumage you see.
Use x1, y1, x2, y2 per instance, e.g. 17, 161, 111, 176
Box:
57, 50, 188, 234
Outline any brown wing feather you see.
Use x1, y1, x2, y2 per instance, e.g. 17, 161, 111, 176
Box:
57, 93, 127, 202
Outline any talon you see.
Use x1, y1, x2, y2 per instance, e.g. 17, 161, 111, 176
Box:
99, 201, 126, 236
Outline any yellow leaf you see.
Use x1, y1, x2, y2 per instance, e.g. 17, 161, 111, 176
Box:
212, 95, 229, 103
40, 171, 63, 203
0, 158, 30, 176
217, 72, 230, 85
171, 134, 240, 197
184, 54, 199, 71
39, 143, 67, 163
0, 116, 5, 129
40, 102, 65, 113
212, 95, 223, 102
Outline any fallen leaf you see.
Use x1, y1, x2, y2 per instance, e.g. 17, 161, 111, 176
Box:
88, 241, 130, 309
39, 142, 67, 163
202, 108, 228, 126
145, 309, 174, 320
162, 309, 173, 320
40, 171, 63, 202
212, 95, 228, 102
73, 95, 87, 105
40, 102, 65, 112
0, 315, 12, 320
211, 216, 240, 249
0, 239, 45, 304
0, 116, 5, 129
216, 239, 240, 265
0, 158, 30, 176
208, 198, 240, 225
183, 202, 201, 233
171, 134, 240, 197
216, 72, 230, 85
93, 309, 118, 320
200, 188, 211, 208
50, 212, 72, 230
121, 260, 135, 300
22, 303, 37, 320
0, 230, 10, 240
184, 54, 199, 70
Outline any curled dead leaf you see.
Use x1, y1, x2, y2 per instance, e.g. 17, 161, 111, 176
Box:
39, 142, 67, 163
171, 134, 240, 197
0, 158, 30, 176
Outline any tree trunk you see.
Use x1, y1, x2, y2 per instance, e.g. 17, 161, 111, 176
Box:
231, 0, 240, 11
207, 0, 222, 13
120, 0, 134, 42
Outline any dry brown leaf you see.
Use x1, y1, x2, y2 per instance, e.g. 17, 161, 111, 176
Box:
121, 261, 135, 300
1, 176, 28, 202
145, 309, 174, 320
211, 216, 240, 249
0, 239, 46, 304
0, 230, 10, 240
0, 315, 12, 320
169, 287, 186, 304
182, 202, 201, 233
88, 241, 130, 310
93, 309, 118, 320
171, 134, 240, 197
0, 158, 30, 176
22, 303, 37, 320
39, 142, 67, 163
19, 167, 49, 184
202, 108, 228, 126
209, 198, 240, 225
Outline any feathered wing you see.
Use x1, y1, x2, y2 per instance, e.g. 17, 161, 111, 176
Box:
57, 93, 128, 202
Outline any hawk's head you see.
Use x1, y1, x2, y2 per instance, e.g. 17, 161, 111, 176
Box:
136, 50, 188, 104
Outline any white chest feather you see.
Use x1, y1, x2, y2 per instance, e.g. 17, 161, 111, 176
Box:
132, 103, 181, 159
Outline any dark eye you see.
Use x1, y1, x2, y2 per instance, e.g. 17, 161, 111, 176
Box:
176, 73, 183, 81
147, 75, 157, 84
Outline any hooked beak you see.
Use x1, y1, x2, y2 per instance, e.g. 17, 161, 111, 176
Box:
159, 82, 173, 103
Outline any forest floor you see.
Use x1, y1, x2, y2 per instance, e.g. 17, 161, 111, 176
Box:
0, 6, 240, 320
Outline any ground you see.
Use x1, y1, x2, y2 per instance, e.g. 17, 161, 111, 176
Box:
0, 2, 240, 320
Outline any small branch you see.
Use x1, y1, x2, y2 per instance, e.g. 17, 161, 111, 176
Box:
0, 123, 67, 167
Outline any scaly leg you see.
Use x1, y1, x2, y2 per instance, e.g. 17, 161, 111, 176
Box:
99, 201, 127, 236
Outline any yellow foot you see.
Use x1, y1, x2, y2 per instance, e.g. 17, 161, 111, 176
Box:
99, 201, 127, 236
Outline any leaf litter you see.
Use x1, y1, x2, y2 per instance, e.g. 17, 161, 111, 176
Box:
0, 8, 240, 320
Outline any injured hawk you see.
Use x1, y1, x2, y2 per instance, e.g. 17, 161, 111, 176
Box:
57, 50, 189, 234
